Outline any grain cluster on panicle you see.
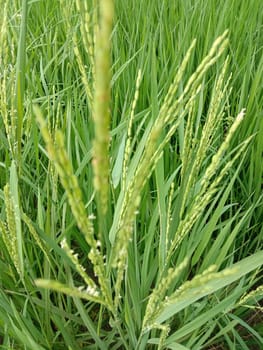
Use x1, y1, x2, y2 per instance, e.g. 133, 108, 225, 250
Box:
92, 0, 114, 215
34, 106, 113, 309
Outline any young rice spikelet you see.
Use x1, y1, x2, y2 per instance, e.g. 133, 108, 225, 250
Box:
92, 0, 114, 214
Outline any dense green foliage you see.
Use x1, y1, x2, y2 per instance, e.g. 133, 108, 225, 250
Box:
0, 0, 262, 349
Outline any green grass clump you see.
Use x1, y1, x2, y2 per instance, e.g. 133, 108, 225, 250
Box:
0, 0, 262, 349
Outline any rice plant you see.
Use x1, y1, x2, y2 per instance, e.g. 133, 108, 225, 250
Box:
0, 0, 262, 349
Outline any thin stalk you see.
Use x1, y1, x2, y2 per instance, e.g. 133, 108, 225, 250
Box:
15, 0, 28, 168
